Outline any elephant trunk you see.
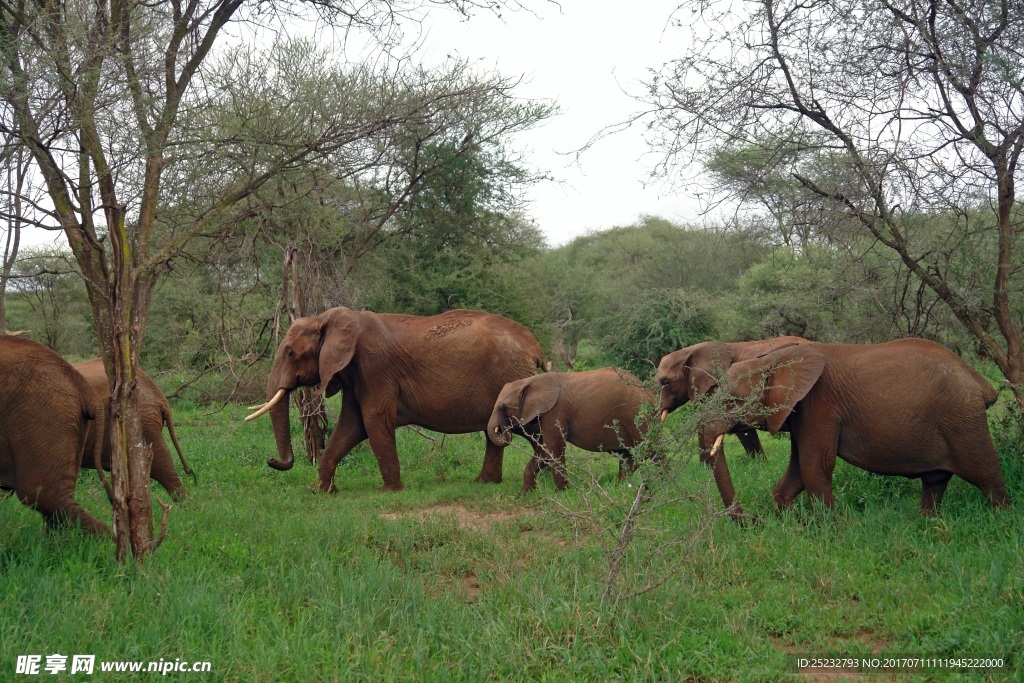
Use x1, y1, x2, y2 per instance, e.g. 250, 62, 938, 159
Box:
487, 412, 512, 448
267, 389, 295, 471
658, 388, 683, 420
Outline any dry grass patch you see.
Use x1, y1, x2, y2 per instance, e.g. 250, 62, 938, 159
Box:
379, 502, 538, 532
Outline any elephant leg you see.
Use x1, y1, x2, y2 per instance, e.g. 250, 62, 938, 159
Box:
953, 464, 1011, 509
540, 428, 569, 491
520, 442, 545, 494
361, 406, 402, 492
20, 482, 110, 538
772, 440, 805, 509
948, 434, 1011, 509
795, 431, 837, 509
316, 401, 368, 493
148, 435, 187, 501
737, 429, 766, 458
476, 437, 504, 484
42, 503, 111, 537
920, 470, 953, 515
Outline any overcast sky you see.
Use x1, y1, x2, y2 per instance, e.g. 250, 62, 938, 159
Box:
17, 1, 697, 251
415, 0, 696, 246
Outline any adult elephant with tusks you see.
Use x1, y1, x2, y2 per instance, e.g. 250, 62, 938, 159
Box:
658, 337, 808, 469
656, 337, 1011, 519
246, 307, 549, 492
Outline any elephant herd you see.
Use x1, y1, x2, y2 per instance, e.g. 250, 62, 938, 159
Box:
1, 306, 1012, 539
0, 336, 191, 537
245, 307, 1011, 517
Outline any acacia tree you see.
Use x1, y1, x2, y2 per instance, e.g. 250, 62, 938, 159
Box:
0, 0, 542, 560
647, 0, 1024, 407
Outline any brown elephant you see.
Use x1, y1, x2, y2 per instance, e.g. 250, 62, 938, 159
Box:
246, 307, 549, 492
487, 367, 656, 493
73, 358, 192, 501
657, 337, 1010, 517
658, 337, 807, 470
0, 336, 110, 536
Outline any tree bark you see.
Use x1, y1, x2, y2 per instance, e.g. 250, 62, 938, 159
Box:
283, 245, 328, 463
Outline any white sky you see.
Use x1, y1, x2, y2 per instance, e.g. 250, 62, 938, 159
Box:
16, 1, 699, 251
414, 0, 696, 246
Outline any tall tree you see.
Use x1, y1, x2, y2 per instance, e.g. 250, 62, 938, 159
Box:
0, 0, 543, 559
647, 0, 1024, 407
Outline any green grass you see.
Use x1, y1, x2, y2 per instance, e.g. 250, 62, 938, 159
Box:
2, 399, 1022, 681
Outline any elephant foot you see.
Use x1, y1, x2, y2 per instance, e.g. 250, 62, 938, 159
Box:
311, 481, 338, 494
380, 482, 405, 492
474, 474, 503, 484
518, 484, 536, 495
725, 502, 752, 525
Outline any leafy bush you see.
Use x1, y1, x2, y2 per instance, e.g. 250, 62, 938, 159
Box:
602, 288, 717, 377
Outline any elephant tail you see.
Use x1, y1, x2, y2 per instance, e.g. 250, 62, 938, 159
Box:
162, 402, 193, 476
980, 378, 999, 409
81, 382, 113, 500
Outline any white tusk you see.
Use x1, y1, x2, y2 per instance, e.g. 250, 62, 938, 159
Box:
246, 403, 265, 410
493, 426, 500, 434
245, 388, 286, 422
660, 409, 669, 422
709, 434, 725, 458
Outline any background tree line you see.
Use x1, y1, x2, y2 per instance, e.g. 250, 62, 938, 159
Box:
5, 205, 1008, 392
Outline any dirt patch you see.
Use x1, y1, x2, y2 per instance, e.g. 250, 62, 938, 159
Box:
462, 571, 482, 603
379, 503, 537, 532
425, 319, 473, 338
847, 628, 891, 653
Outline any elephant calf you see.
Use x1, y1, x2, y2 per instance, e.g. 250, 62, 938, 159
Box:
488, 368, 656, 493
0, 336, 110, 536
74, 359, 192, 501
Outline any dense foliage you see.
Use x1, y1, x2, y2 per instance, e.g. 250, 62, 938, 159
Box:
5, 208, 1016, 390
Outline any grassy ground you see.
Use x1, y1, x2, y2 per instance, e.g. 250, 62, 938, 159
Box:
1, 397, 1022, 682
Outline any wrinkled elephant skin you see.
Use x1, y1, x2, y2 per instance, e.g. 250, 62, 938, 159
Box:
252, 307, 548, 492
657, 337, 1010, 517
0, 336, 111, 536
488, 367, 656, 493
74, 358, 191, 501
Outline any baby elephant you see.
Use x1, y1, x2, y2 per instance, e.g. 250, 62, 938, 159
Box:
487, 368, 656, 492
73, 358, 192, 500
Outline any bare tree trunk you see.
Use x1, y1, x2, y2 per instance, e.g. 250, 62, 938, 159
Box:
283, 245, 328, 463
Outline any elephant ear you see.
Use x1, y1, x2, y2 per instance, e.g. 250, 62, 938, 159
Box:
687, 343, 734, 401
316, 308, 361, 398
518, 373, 561, 425
726, 343, 826, 434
